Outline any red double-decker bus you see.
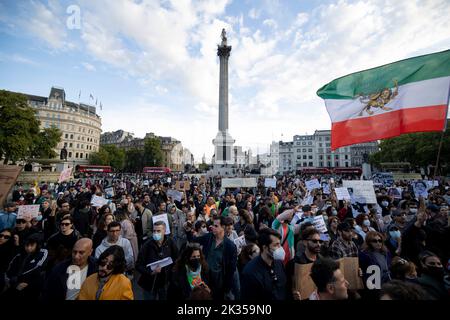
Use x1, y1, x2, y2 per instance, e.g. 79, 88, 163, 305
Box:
298, 167, 332, 174
143, 167, 171, 174
333, 167, 362, 175
76, 165, 113, 173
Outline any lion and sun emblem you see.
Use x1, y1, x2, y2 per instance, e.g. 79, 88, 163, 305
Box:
357, 80, 398, 116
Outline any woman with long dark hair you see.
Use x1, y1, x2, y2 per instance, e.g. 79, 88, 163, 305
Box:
168, 243, 210, 300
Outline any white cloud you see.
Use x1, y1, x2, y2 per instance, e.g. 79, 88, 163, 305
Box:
10, 54, 38, 66
12, 0, 450, 160
81, 62, 96, 71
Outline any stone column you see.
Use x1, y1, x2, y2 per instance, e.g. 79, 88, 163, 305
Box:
217, 45, 231, 132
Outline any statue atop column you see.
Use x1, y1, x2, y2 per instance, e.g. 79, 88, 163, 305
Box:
221, 28, 227, 46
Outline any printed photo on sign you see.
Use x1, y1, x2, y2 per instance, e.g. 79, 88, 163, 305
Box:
264, 178, 277, 189
342, 180, 377, 204
413, 181, 428, 199
334, 187, 351, 200
305, 179, 321, 191
152, 214, 171, 235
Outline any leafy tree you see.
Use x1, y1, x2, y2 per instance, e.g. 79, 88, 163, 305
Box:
124, 148, 144, 172
369, 121, 450, 174
143, 137, 163, 167
89, 145, 125, 171
89, 147, 110, 166
0, 90, 40, 164
30, 127, 62, 159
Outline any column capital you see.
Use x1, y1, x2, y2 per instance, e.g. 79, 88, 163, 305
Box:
217, 45, 232, 58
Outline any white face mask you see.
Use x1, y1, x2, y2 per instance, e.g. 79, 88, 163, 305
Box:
271, 247, 285, 261
201, 227, 208, 233
381, 201, 389, 207
410, 208, 418, 214
363, 220, 371, 227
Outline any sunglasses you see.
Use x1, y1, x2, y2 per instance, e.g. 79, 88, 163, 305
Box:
371, 239, 383, 243
0, 234, 12, 240
60, 222, 72, 227
98, 260, 114, 270
16, 220, 26, 224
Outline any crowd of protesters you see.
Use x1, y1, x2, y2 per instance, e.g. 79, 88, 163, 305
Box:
0, 172, 449, 301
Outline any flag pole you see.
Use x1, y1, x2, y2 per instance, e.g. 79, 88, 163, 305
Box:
433, 93, 449, 178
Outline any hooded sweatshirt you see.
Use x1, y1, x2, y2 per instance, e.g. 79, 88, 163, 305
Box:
94, 236, 134, 270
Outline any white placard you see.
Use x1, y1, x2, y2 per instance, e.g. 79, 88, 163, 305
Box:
264, 178, 277, 188
335, 187, 351, 200
305, 179, 321, 191
152, 213, 171, 235
146, 257, 173, 271
388, 187, 402, 199
342, 180, 377, 204
234, 235, 246, 252
290, 211, 304, 225
322, 183, 331, 195
91, 195, 109, 207
167, 177, 172, 183
143, 180, 149, 186
313, 215, 328, 233
17, 205, 40, 220
221, 178, 257, 188
167, 189, 183, 202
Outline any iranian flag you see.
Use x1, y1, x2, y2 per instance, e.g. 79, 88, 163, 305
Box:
317, 50, 450, 150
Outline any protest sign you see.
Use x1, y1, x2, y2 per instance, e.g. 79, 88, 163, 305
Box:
313, 215, 328, 234
91, 195, 109, 207
334, 187, 351, 200
234, 235, 246, 252
294, 263, 316, 300
167, 189, 183, 202
413, 181, 428, 199
264, 178, 277, 188
388, 187, 402, 199
322, 183, 331, 195
104, 187, 115, 199
175, 181, 191, 191
58, 167, 73, 183
342, 180, 377, 203
167, 177, 172, 183
290, 211, 304, 225
392, 173, 422, 181
305, 179, 321, 191
152, 213, 171, 235
221, 178, 257, 188
147, 257, 173, 271
0, 165, 22, 208
143, 180, 149, 186
17, 205, 40, 220
338, 257, 364, 290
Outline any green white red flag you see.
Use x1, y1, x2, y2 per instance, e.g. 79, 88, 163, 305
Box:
317, 50, 450, 150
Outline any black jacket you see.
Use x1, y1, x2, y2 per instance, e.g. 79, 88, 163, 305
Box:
187, 232, 237, 293
6, 248, 48, 298
241, 255, 287, 301
41, 256, 97, 301
72, 208, 92, 237
136, 237, 179, 292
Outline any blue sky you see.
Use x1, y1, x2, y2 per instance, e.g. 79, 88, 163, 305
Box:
0, 0, 449, 161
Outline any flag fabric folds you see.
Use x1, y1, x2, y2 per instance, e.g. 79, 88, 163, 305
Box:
317, 49, 450, 150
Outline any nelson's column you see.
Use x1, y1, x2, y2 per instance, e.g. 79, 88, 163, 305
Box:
212, 29, 235, 175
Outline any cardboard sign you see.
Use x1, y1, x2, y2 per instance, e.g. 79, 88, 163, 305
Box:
58, 167, 73, 183
338, 257, 364, 290
294, 263, 316, 300
342, 180, 377, 204
147, 257, 173, 271
313, 215, 328, 234
335, 187, 351, 200
175, 180, 191, 191
221, 178, 257, 188
264, 178, 277, 188
17, 205, 40, 220
305, 179, 321, 191
152, 213, 171, 235
167, 189, 183, 202
91, 195, 109, 207
0, 165, 22, 208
